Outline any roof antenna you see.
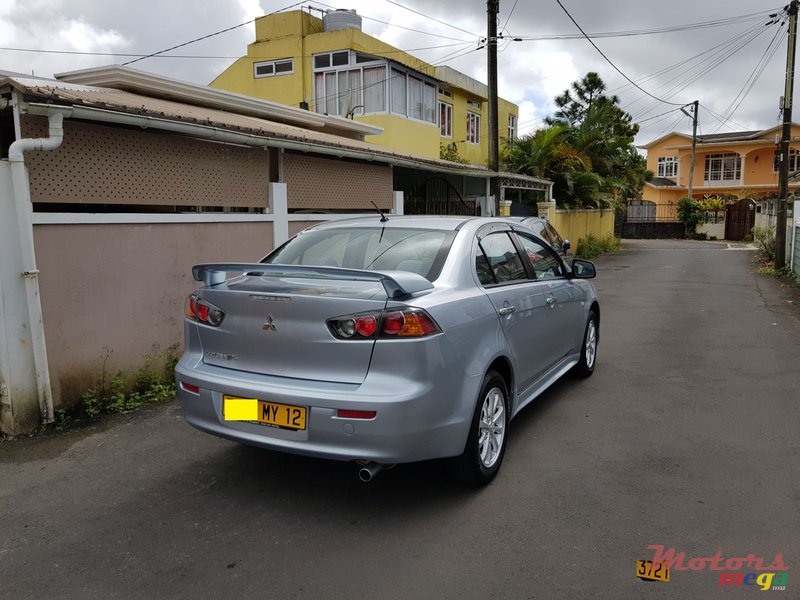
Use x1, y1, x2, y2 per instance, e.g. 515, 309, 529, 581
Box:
371, 201, 389, 222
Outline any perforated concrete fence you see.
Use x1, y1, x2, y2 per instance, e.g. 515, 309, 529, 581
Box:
21, 116, 270, 208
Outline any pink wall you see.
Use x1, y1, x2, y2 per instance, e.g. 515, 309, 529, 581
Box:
34, 221, 274, 408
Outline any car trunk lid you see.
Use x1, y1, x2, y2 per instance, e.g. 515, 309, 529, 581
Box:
191, 264, 433, 384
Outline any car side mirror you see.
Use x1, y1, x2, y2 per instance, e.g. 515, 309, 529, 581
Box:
563, 239, 571, 254
571, 259, 596, 279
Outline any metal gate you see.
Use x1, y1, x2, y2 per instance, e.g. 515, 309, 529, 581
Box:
724, 198, 755, 241
627, 200, 656, 222
403, 176, 477, 216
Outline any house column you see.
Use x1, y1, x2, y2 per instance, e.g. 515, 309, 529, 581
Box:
269, 182, 289, 247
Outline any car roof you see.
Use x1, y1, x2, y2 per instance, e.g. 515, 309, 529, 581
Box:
509, 216, 545, 224
302, 215, 525, 232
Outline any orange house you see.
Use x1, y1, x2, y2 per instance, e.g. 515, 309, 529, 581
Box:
638, 124, 800, 221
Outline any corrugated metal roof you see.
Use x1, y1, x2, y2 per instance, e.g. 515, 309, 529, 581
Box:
2, 74, 550, 188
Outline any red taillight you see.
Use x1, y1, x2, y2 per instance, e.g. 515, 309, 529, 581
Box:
328, 312, 380, 339
197, 303, 209, 322
185, 294, 225, 327
383, 312, 405, 335
327, 308, 440, 340
185, 294, 198, 319
337, 409, 377, 419
382, 309, 439, 337
180, 382, 200, 394
354, 315, 377, 337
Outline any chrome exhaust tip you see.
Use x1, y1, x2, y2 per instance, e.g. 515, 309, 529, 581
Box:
358, 462, 385, 482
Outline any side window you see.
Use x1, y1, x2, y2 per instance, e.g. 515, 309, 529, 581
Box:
475, 244, 495, 285
478, 232, 527, 284
516, 234, 564, 279
545, 224, 564, 250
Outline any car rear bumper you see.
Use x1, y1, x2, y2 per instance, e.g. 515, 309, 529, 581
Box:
175, 352, 478, 464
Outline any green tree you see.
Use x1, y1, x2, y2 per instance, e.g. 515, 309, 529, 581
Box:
504, 72, 651, 209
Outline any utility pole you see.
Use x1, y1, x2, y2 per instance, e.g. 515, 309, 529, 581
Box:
777, 0, 798, 268
487, 0, 500, 177
681, 100, 700, 198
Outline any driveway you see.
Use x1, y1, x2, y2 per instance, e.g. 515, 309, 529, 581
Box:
1, 239, 799, 599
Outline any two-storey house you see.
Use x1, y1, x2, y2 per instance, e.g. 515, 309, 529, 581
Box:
640, 124, 800, 221
210, 8, 519, 166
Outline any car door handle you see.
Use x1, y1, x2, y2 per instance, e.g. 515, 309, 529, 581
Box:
546, 296, 556, 307
498, 306, 515, 316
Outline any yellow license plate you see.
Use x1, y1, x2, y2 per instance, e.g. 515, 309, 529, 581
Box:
636, 560, 670, 582
223, 396, 307, 430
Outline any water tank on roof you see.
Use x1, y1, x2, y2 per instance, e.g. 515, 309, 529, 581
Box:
323, 9, 362, 32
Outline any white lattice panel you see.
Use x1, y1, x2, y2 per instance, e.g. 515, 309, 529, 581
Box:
22, 116, 269, 207
282, 152, 392, 210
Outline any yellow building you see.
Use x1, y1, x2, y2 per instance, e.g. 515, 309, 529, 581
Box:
210, 8, 518, 165
640, 124, 800, 220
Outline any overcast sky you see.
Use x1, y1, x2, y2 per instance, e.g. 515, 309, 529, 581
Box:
0, 0, 792, 144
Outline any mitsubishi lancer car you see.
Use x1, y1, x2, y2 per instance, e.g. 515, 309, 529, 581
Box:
176, 216, 599, 485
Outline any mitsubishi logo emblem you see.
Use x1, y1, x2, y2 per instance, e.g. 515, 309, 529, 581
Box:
262, 314, 276, 331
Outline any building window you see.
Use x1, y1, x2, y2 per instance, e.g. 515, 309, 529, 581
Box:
254, 58, 293, 78
313, 51, 436, 124
388, 68, 436, 124
440, 102, 452, 137
467, 112, 480, 144
657, 156, 679, 178
467, 100, 481, 110
440, 89, 452, 98
773, 148, 800, 172
704, 153, 741, 182
508, 114, 517, 140
314, 51, 350, 69
313, 50, 388, 117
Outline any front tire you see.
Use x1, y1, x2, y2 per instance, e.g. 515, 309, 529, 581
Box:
448, 371, 509, 486
572, 311, 598, 378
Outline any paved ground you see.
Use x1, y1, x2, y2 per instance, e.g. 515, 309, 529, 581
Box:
2, 239, 799, 599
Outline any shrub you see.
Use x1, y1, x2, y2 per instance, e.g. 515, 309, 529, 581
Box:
752, 226, 776, 262
676, 197, 704, 235
79, 350, 178, 420
575, 233, 621, 259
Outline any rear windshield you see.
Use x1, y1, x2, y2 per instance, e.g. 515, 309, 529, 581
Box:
262, 227, 453, 281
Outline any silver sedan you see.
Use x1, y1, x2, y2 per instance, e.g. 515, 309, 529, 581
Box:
176, 216, 599, 485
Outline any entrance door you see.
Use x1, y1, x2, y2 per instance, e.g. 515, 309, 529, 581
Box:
724, 199, 755, 241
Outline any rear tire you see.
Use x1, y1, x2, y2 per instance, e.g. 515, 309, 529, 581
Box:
572, 311, 598, 378
448, 370, 509, 486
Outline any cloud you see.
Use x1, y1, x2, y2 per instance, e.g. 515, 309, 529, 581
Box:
0, 0, 790, 143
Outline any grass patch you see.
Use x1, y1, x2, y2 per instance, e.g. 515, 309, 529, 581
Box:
45, 347, 180, 432
575, 233, 621, 259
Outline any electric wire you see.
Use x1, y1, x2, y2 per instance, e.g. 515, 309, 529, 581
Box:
554, 0, 686, 107
381, 0, 481, 39
502, 0, 520, 33
711, 26, 787, 132
310, 1, 475, 42
513, 8, 782, 41
122, 1, 306, 66
626, 17, 780, 121
0, 41, 474, 61
702, 104, 750, 132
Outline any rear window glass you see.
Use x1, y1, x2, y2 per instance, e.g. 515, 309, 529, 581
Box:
262, 227, 452, 281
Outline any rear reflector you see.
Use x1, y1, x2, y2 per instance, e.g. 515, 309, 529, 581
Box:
180, 382, 200, 394
337, 409, 377, 419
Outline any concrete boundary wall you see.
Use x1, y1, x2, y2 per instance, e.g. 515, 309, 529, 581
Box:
537, 202, 615, 248
27, 206, 380, 411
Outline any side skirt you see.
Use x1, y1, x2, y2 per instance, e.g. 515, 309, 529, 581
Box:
510, 354, 580, 419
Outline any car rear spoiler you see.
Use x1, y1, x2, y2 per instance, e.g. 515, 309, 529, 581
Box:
191, 263, 434, 299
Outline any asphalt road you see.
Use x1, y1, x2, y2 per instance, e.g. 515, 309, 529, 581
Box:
2, 239, 799, 599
